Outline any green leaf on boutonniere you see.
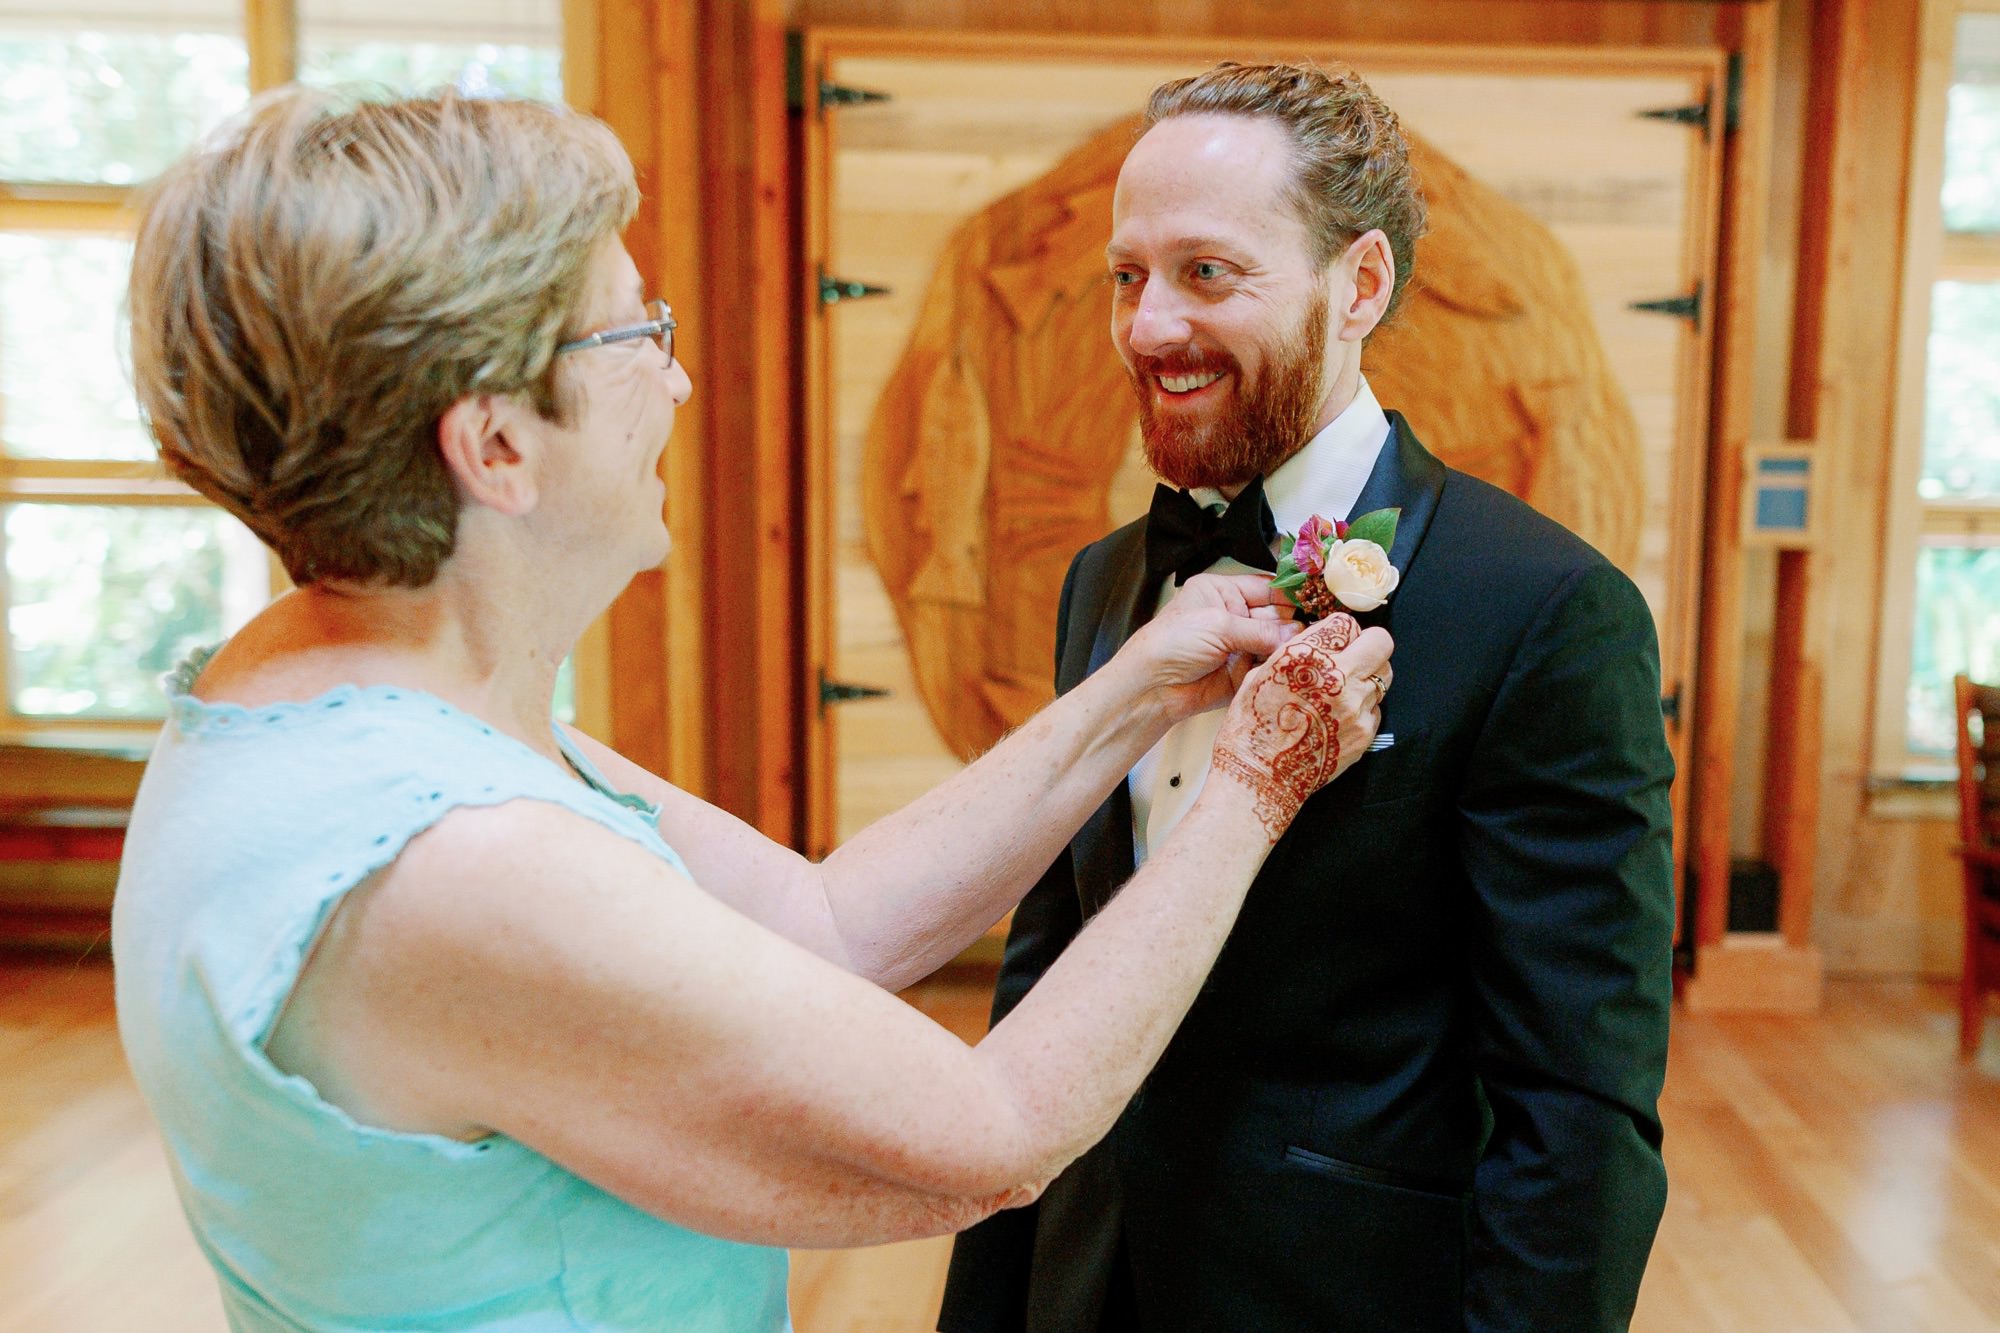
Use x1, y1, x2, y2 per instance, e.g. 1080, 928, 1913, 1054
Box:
1342, 507, 1400, 552
1271, 570, 1311, 592
1278, 533, 1295, 561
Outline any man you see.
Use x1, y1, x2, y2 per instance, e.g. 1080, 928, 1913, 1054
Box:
939, 62, 1675, 1333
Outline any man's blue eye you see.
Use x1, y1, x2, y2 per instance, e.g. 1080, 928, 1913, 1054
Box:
1194, 262, 1223, 280
1112, 270, 1139, 287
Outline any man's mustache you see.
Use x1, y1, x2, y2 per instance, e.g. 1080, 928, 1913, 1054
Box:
1131, 349, 1240, 379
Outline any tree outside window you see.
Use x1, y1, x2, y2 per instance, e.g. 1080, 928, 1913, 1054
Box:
0, 1, 568, 732
1884, 2, 2000, 769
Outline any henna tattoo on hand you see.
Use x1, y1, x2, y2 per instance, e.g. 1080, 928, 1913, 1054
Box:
1211, 631, 1353, 840
1315, 612, 1361, 651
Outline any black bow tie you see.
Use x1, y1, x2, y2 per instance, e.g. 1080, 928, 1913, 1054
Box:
1143, 474, 1279, 587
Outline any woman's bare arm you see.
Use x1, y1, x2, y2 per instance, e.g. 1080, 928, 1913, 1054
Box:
575, 573, 1301, 988
272, 617, 1391, 1248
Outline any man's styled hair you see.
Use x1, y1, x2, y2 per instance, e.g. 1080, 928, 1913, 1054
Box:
129, 88, 640, 587
1142, 61, 1428, 322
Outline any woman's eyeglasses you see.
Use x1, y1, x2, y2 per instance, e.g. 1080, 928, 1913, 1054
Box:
556, 299, 675, 363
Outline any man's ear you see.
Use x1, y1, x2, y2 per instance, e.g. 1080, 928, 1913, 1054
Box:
437, 395, 539, 517
1332, 228, 1396, 344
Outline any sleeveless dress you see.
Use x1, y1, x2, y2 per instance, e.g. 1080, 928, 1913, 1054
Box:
112, 651, 792, 1331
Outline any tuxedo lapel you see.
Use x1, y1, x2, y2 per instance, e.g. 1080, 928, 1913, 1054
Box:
1349, 411, 1447, 589
1337, 413, 1449, 776
1073, 526, 1153, 917
1066, 419, 1444, 918
1087, 527, 1155, 678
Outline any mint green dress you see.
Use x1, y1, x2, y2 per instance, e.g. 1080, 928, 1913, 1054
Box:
113, 652, 792, 1331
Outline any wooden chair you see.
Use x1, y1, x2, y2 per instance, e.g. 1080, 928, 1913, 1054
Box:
1955, 674, 2000, 1057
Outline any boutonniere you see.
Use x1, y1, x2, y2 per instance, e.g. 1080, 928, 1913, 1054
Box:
1272, 509, 1402, 620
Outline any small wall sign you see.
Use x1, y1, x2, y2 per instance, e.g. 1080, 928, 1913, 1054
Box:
1743, 442, 1818, 549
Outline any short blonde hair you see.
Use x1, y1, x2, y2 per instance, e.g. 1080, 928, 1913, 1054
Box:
1143, 62, 1427, 322
129, 88, 640, 586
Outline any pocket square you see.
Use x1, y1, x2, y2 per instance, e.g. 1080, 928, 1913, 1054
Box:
1367, 732, 1395, 753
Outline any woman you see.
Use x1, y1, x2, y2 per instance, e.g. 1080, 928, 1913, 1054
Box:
114, 89, 1391, 1330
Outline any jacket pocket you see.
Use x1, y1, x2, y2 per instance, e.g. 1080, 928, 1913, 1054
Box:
1283, 1144, 1467, 1199
1355, 725, 1434, 807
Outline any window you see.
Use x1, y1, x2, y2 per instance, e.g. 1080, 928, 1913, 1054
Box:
296, 0, 560, 101
0, 0, 570, 736
0, 4, 259, 731
1878, 0, 2000, 778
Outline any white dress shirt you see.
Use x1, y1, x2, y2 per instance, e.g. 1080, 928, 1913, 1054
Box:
1129, 377, 1392, 865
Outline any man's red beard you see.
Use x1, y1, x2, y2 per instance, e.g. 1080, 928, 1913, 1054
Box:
1129, 288, 1330, 491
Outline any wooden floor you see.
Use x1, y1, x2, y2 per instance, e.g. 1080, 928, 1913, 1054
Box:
3, 958, 1997, 1332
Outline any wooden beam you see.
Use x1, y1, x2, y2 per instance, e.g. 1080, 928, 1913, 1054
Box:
560, 0, 600, 114
244, 0, 297, 91
699, 0, 802, 841
572, 0, 711, 792
605, 571, 670, 773
752, 0, 804, 846
1692, 1, 1779, 952
571, 608, 614, 743
795, 1, 1755, 47
1871, 0, 1961, 780
1759, 0, 1851, 956
0, 478, 203, 506
1766, 548, 1822, 949
1747, 0, 1922, 986
1940, 232, 2000, 282
798, 31, 838, 861
654, 0, 712, 797
595, 0, 670, 781
0, 187, 132, 233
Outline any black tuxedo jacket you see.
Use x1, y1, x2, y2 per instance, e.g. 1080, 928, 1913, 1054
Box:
939, 415, 1675, 1333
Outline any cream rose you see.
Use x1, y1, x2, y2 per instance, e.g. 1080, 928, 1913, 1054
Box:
1321, 538, 1400, 612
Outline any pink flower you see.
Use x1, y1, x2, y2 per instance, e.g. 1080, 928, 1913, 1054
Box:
1293, 515, 1336, 576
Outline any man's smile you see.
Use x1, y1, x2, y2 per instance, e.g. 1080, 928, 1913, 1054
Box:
1156, 370, 1227, 396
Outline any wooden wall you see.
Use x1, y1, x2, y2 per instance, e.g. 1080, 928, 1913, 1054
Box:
1697, 0, 1962, 980
0, 0, 1943, 984
0, 0, 1953, 984
571, 0, 802, 833
1786, 0, 1964, 978
771, 0, 1790, 933
790, 0, 1743, 44
593, 0, 1958, 977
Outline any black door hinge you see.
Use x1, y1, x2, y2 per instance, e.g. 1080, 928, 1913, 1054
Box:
1630, 286, 1702, 324
819, 670, 890, 711
819, 271, 891, 306
1638, 101, 1711, 132
1638, 53, 1741, 139
820, 82, 891, 111
784, 35, 893, 114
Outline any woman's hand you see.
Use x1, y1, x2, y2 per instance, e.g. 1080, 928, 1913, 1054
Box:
1114, 573, 1304, 724
1208, 612, 1394, 842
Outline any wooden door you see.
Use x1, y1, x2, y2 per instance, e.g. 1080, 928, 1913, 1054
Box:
799, 33, 1724, 919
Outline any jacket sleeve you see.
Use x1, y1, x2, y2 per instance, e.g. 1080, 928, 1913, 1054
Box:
937, 552, 1092, 1333
1456, 560, 1676, 1332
